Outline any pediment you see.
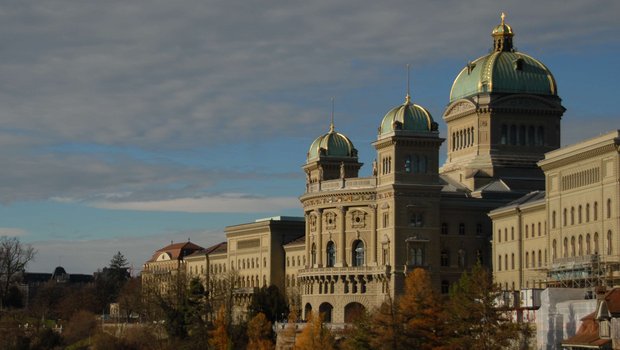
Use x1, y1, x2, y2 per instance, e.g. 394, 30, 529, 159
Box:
444, 100, 476, 117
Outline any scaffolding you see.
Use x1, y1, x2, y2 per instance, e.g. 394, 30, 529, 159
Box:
547, 254, 620, 289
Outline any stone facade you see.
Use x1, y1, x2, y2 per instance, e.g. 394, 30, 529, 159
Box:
490, 130, 620, 291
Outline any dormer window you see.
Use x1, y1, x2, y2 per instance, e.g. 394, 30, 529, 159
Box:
513, 58, 524, 71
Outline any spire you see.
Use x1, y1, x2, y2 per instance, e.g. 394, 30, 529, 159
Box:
492, 12, 514, 52
329, 97, 335, 132
405, 64, 411, 104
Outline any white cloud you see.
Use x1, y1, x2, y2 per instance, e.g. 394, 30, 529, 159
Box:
89, 193, 300, 213
0, 228, 28, 237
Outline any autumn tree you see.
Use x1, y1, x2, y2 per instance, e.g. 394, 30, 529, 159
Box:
399, 268, 446, 350
0, 236, 36, 309
339, 311, 373, 350
445, 264, 519, 350
247, 312, 274, 350
210, 305, 231, 350
294, 311, 334, 350
370, 294, 405, 350
117, 276, 143, 322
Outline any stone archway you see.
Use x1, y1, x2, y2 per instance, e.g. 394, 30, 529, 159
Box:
319, 302, 333, 323
344, 302, 365, 323
304, 303, 312, 321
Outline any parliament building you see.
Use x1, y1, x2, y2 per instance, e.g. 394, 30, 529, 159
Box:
143, 15, 618, 325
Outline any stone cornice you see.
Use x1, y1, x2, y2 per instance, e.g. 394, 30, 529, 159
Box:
539, 141, 619, 171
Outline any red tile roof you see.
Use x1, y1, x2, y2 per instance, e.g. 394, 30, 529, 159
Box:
561, 312, 610, 348
147, 241, 204, 262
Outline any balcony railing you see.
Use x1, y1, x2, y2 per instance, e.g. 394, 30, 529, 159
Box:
305, 177, 377, 193
298, 265, 390, 278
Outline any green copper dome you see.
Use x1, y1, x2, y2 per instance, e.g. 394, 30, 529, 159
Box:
449, 14, 557, 103
379, 95, 436, 136
307, 123, 357, 161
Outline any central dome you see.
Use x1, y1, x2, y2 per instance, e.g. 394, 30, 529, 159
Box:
449, 15, 557, 103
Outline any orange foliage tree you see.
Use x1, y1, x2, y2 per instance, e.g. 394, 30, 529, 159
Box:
247, 312, 274, 350
294, 311, 334, 350
209, 306, 231, 350
398, 268, 446, 349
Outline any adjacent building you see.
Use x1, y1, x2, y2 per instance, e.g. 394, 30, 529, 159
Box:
491, 130, 620, 291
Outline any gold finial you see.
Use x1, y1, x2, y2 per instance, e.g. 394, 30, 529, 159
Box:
405, 64, 411, 104
329, 97, 335, 132
501, 12, 506, 26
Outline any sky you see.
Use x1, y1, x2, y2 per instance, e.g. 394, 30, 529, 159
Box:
0, 1, 618, 274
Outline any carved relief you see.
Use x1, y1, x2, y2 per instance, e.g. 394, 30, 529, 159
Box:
445, 101, 475, 116
351, 210, 367, 228
325, 212, 336, 230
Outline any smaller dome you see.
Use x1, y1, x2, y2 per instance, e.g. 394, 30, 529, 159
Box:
492, 13, 513, 37
379, 95, 436, 136
307, 123, 357, 161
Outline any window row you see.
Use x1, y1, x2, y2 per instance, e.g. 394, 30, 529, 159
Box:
555, 199, 612, 228
561, 167, 600, 191
440, 249, 482, 267
497, 221, 546, 243
404, 154, 428, 174
441, 222, 483, 236
500, 124, 545, 146
231, 257, 266, 270
552, 231, 613, 259
310, 240, 365, 267
451, 127, 475, 151
381, 156, 393, 175
286, 255, 306, 268
497, 249, 548, 271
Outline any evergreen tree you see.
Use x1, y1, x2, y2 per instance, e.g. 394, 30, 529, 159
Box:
445, 264, 519, 350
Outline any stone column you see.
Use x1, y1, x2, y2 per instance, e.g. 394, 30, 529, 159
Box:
338, 206, 347, 266
305, 211, 310, 268
370, 204, 378, 265
316, 209, 323, 267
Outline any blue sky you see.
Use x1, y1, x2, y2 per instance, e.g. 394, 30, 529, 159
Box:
0, 1, 618, 274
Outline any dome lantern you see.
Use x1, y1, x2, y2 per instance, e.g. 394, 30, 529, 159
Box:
492, 12, 514, 52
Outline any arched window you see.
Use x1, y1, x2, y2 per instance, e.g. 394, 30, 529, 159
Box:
498, 255, 502, 271
552, 211, 556, 229
563, 208, 567, 226
413, 155, 420, 173
311, 243, 317, 266
571, 237, 576, 257
441, 250, 449, 267
607, 231, 613, 255
326, 241, 336, 267
594, 202, 599, 220
586, 234, 591, 255
552, 239, 557, 260
458, 249, 466, 268
571, 207, 575, 225
532, 251, 536, 267
511, 253, 515, 269
578, 235, 583, 256
538, 222, 542, 236
564, 238, 568, 257
525, 252, 529, 268
608, 199, 612, 219
352, 240, 365, 267
537, 126, 544, 146
595, 232, 599, 254
525, 225, 529, 238
579, 205, 582, 224
319, 303, 333, 323
500, 125, 508, 145
586, 204, 590, 222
